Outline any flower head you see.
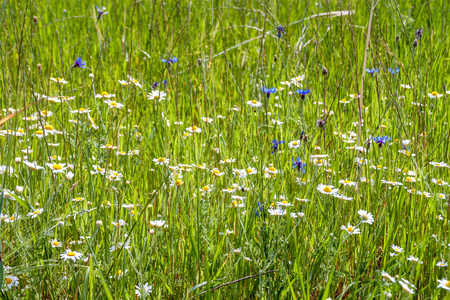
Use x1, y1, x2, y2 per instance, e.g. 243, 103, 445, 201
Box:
73, 57, 86, 69
97, 6, 108, 19
373, 136, 391, 148
276, 26, 286, 38
60, 249, 83, 262
161, 57, 178, 64
271, 139, 284, 153
261, 87, 277, 98
292, 158, 306, 173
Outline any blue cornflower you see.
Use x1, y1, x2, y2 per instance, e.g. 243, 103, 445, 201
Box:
256, 201, 262, 217
97, 6, 108, 19
276, 26, 286, 38
163, 80, 167, 88
292, 158, 306, 173
73, 57, 86, 69
162, 57, 178, 64
296, 89, 310, 99
373, 136, 391, 148
152, 82, 160, 89
388, 67, 399, 75
271, 139, 284, 153
366, 68, 379, 74
262, 87, 277, 98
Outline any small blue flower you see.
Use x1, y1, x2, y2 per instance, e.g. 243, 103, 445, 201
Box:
366, 68, 378, 74
97, 6, 108, 19
256, 201, 262, 217
163, 80, 167, 88
161, 57, 178, 64
373, 136, 391, 148
296, 89, 310, 99
262, 87, 277, 98
73, 57, 86, 69
276, 26, 286, 38
292, 158, 306, 173
388, 67, 399, 75
271, 139, 284, 153
152, 82, 160, 89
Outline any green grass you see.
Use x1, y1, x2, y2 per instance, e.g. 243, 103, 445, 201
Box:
0, 0, 450, 298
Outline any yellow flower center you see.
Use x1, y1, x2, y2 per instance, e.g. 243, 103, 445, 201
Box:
52, 164, 62, 170
97, 167, 103, 172
251, 100, 257, 104
52, 241, 60, 246
282, 200, 288, 204
202, 186, 209, 191
105, 144, 112, 147
347, 227, 354, 232
445, 281, 450, 288
232, 201, 237, 207
377, 165, 382, 169
9, 216, 14, 221
67, 252, 76, 257
406, 177, 412, 181
78, 108, 85, 112
432, 91, 438, 97
437, 163, 441, 167
33, 210, 40, 214
18, 129, 24, 133
344, 180, 350, 184
362, 215, 369, 220
323, 187, 332, 193
110, 102, 118, 106
247, 168, 253, 174
42, 110, 48, 115
5, 278, 12, 284
101, 92, 108, 96
45, 125, 53, 131
341, 99, 347, 103
269, 167, 276, 172
437, 180, 443, 184
176, 180, 182, 186
192, 126, 198, 131
292, 142, 298, 145
117, 270, 122, 275
75, 197, 82, 201
410, 189, 416, 193
213, 170, 220, 174
439, 194, 445, 199
157, 157, 165, 162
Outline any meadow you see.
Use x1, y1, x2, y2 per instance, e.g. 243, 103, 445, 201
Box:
0, 0, 449, 298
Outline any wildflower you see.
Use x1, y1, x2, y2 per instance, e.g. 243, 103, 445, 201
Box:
201, 117, 213, 123
161, 57, 178, 64
109, 269, 128, 279
4, 276, 19, 289
72, 57, 86, 69
96, 5, 108, 19
292, 158, 306, 173
288, 140, 301, 148
186, 125, 201, 133
50, 239, 62, 248
432, 179, 448, 186
247, 100, 262, 107
50, 77, 68, 84
135, 283, 153, 297
276, 25, 286, 38
357, 210, 374, 224
406, 256, 423, 264
24, 160, 44, 170
46, 163, 67, 174
127, 75, 143, 88
150, 220, 166, 227
388, 67, 399, 75
60, 249, 83, 262
316, 184, 338, 195
339, 99, 352, 105
70, 107, 91, 114
429, 162, 448, 168
246, 167, 257, 175
27, 209, 44, 218
366, 68, 378, 74
105, 100, 124, 109
381, 271, 396, 283
271, 139, 284, 153
148, 90, 167, 101
211, 168, 224, 176
399, 280, 415, 295
428, 91, 443, 99
296, 89, 310, 100
373, 136, 391, 148
339, 179, 357, 187
261, 87, 277, 98
268, 208, 286, 216
118, 80, 129, 86
112, 220, 127, 227
340, 223, 361, 235
391, 245, 403, 253
95, 91, 115, 98
437, 278, 450, 291
316, 119, 326, 129
333, 194, 353, 201
436, 261, 448, 267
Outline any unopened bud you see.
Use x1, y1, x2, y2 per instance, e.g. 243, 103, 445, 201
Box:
274, 55, 277, 62
15, 157, 21, 163
58, 221, 65, 227
322, 67, 328, 76
33, 16, 38, 24
16, 186, 24, 194
37, 63, 42, 70
96, 220, 103, 227
35, 202, 40, 207
89, 73, 94, 79
395, 35, 399, 43
412, 39, 418, 48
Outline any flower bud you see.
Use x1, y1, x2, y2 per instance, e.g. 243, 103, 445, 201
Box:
58, 221, 65, 227
16, 186, 24, 194
89, 73, 94, 79
15, 157, 21, 163
412, 39, 418, 48
96, 220, 103, 227
322, 67, 328, 76
33, 16, 38, 24
37, 63, 42, 70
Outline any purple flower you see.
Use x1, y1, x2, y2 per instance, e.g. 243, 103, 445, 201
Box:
73, 57, 86, 69
388, 67, 399, 75
271, 139, 284, 153
161, 57, 178, 64
97, 6, 108, 19
373, 136, 391, 148
276, 26, 286, 38
262, 87, 277, 98
152, 82, 160, 89
292, 158, 306, 173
